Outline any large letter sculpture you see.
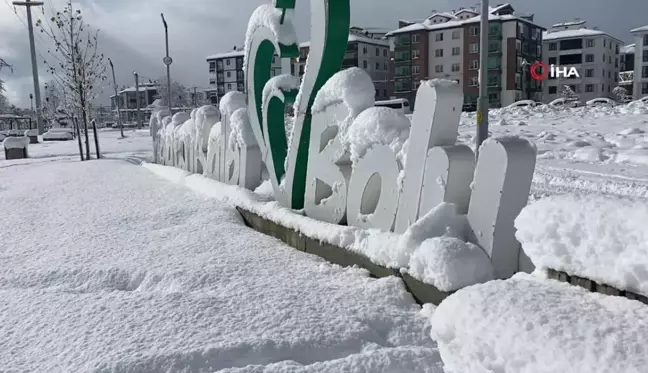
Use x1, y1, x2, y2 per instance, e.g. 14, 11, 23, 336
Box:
154, 0, 538, 278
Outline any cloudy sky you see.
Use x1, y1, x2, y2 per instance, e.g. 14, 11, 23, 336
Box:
1, 0, 646, 108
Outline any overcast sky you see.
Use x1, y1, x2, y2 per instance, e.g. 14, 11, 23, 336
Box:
1, 0, 647, 108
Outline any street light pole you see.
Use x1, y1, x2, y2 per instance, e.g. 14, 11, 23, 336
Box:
108, 58, 125, 138
13, 0, 44, 135
476, 0, 490, 158
134, 71, 142, 129
161, 13, 173, 115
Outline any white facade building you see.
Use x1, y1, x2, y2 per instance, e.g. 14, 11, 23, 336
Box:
631, 25, 648, 99
542, 21, 622, 103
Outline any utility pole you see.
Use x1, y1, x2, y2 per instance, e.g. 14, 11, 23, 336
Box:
193, 86, 198, 108
134, 71, 142, 129
475, 0, 490, 158
161, 13, 173, 115
13, 0, 44, 135
108, 58, 125, 138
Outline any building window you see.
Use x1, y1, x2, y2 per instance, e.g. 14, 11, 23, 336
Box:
469, 60, 479, 70
375, 48, 380, 57
643, 66, 648, 78
585, 84, 594, 92
272, 56, 276, 63
363, 60, 368, 69
603, 39, 606, 47
226, 71, 231, 78
608, 70, 611, 78
435, 64, 443, 73
586, 39, 595, 48
608, 56, 611, 64
602, 68, 605, 77
226, 59, 231, 66
470, 27, 479, 36
412, 50, 420, 59
549, 42, 557, 51
227, 83, 232, 90
436, 32, 443, 41
642, 83, 648, 94
383, 49, 388, 57
384, 62, 389, 70
601, 84, 604, 92
376, 62, 380, 70
548, 86, 557, 94
209, 79, 216, 85
643, 50, 648, 62
586, 54, 594, 63
644, 35, 648, 46
435, 49, 443, 57
452, 47, 460, 56
363, 47, 368, 55
452, 30, 460, 39
549, 57, 557, 64
470, 43, 479, 53
412, 34, 420, 43
603, 54, 606, 62
469, 76, 479, 86
209, 62, 216, 72
585, 68, 594, 77
451, 63, 460, 72
413, 65, 420, 74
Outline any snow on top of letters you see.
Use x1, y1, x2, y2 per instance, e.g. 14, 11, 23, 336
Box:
312, 67, 375, 117
346, 106, 410, 165
262, 74, 301, 109
219, 91, 247, 118
244, 4, 298, 72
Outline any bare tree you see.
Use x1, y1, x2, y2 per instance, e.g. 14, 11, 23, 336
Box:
155, 76, 189, 110
0, 58, 12, 112
612, 86, 630, 103
560, 85, 579, 102
36, 1, 107, 159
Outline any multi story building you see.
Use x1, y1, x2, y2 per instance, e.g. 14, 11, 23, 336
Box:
110, 82, 159, 123
630, 25, 648, 99
542, 20, 622, 103
206, 48, 282, 102
294, 27, 393, 100
386, 3, 544, 110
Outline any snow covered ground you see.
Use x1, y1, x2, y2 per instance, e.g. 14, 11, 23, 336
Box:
0, 133, 443, 372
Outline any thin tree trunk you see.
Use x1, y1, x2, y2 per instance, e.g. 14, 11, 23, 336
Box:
81, 105, 91, 159
91, 119, 100, 159
74, 116, 84, 161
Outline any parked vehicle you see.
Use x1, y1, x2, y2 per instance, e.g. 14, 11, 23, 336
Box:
586, 97, 616, 106
375, 99, 412, 114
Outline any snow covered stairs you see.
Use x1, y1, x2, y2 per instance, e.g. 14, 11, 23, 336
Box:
546, 268, 648, 305
236, 207, 453, 305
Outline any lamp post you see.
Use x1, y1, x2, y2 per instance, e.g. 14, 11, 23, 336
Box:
134, 71, 142, 129
108, 58, 125, 138
161, 13, 173, 115
475, 0, 490, 158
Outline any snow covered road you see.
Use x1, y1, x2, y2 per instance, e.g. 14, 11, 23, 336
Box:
0, 158, 442, 372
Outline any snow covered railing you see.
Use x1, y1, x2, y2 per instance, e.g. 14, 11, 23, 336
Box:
3, 136, 29, 159
545, 268, 648, 305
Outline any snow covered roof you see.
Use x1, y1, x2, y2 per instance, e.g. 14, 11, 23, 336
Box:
551, 20, 586, 28
543, 28, 622, 43
621, 44, 636, 54
386, 7, 542, 36
631, 25, 648, 33
206, 50, 245, 61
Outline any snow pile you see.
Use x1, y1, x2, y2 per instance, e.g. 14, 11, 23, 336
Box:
0, 158, 444, 371
346, 107, 410, 165
431, 273, 648, 373
2, 136, 29, 149
144, 163, 494, 292
515, 195, 648, 296
229, 108, 256, 148
262, 75, 301, 108
219, 91, 247, 117
243, 4, 298, 71
311, 67, 375, 117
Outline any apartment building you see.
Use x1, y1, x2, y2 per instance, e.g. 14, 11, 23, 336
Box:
386, 3, 544, 110
294, 27, 393, 100
542, 20, 622, 103
631, 25, 648, 99
110, 82, 159, 123
206, 48, 282, 102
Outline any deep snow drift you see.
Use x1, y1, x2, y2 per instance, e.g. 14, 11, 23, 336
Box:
0, 157, 443, 372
